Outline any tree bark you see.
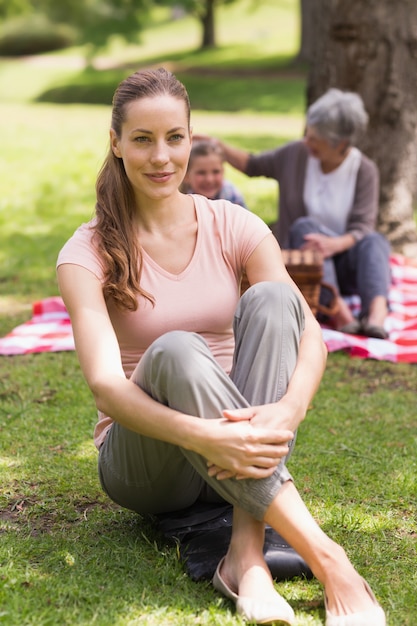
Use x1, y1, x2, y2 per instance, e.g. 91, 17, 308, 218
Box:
200, 0, 216, 49
307, 0, 417, 257
297, 0, 315, 63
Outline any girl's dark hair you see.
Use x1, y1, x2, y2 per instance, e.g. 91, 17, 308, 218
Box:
188, 138, 225, 165
94, 68, 191, 311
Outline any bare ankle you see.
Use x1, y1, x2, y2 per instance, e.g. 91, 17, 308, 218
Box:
367, 296, 388, 327
309, 541, 350, 584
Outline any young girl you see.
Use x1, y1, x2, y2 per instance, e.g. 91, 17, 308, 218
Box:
57, 68, 385, 626
182, 138, 248, 208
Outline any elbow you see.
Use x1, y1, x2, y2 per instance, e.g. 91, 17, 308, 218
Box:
91, 387, 108, 415
94, 393, 109, 415
88, 376, 120, 415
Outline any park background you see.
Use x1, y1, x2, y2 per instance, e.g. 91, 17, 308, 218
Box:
0, 1, 416, 624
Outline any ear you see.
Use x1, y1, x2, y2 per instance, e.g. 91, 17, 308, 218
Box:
110, 128, 122, 158
338, 140, 350, 156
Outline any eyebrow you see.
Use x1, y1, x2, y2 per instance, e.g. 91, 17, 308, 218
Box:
130, 126, 186, 135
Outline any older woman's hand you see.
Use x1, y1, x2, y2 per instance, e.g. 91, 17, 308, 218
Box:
301, 232, 348, 257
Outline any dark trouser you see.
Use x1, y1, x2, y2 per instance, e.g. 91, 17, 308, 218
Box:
289, 216, 391, 317
98, 282, 304, 522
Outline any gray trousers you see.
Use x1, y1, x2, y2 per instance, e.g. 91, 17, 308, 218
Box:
289, 216, 391, 317
98, 282, 305, 521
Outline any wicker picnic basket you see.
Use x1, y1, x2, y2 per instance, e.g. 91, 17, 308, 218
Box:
282, 249, 324, 316
241, 249, 338, 318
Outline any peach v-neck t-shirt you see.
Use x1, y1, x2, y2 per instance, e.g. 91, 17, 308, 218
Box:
57, 194, 271, 447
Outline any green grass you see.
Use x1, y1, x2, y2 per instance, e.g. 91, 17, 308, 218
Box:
1, 351, 416, 625
0, 0, 305, 109
0, 1, 416, 624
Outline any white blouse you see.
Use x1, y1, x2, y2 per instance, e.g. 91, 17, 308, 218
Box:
303, 147, 361, 235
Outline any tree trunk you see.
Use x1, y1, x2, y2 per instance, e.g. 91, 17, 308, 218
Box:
307, 0, 417, 257
200, 0, 216, 49
297, 0, 315, 63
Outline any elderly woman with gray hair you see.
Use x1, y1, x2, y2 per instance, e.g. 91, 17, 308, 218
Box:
201, 89, 391, 339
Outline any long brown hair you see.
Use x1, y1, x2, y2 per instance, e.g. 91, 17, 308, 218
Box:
94, 67, 191, 311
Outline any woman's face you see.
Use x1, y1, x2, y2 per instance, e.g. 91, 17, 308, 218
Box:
304, 125, 346, 166
184, 153, 224, 199
110, 95, 192, 204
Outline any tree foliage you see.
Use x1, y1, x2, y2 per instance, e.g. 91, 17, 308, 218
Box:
0, 0, 152, 47
0, 0, 244, 49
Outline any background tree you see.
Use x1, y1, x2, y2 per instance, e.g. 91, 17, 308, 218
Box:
0, 0, 151, 49
161, 0, 238, 49
297, 0, 314, 63
307, 0, 417, 256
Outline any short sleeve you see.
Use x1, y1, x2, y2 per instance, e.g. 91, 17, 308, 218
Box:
56, 220, 104, 282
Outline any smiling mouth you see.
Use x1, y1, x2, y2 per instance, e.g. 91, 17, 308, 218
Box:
146, 172, 173, 182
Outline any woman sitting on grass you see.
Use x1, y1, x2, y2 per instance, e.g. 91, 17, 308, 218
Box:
57, 67, 385, 626
197, 89, 391, 340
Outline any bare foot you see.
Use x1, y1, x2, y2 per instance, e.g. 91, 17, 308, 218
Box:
367, 295, 388, 328
323, 560, 379, 615
214, 554, 295, 624
220, 554, 281, 604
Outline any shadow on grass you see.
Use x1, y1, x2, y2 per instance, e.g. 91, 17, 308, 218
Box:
34, 50, 307, 113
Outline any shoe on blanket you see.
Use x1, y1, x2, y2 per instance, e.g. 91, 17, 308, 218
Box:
338, 320, 362, 335
361, 319, 388, 340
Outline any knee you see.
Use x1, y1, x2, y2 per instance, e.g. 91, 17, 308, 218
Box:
145, 330, 214, 384
150, 331, 207, 365
289, 217, 318, 247
242, 281, 304, 329
243, 280, 292, 302
292, 216, 317, 230
357, 232, 390, 257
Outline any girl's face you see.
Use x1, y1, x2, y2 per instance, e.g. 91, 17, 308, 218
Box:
184, 153, 224, 199
110, 95, 192, 204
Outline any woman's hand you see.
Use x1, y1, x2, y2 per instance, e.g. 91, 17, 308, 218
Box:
223, 397, 302, 433
204, 413, 293, 481
301, 233, 337, 257
301, 232, 355, 257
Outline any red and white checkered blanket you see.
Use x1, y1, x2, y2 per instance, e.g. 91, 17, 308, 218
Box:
322, 253, 417, 362
0, 296, 74, 355
1, 254, 417, 362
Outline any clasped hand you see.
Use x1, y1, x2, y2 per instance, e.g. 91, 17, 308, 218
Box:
301, 233, 337, 258
205, 403, 294, 481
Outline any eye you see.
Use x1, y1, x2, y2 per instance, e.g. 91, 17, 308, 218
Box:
169, 133, 184, 142
134, 136, 151, 143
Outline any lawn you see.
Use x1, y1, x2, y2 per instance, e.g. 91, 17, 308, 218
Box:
0, 1, 416, 624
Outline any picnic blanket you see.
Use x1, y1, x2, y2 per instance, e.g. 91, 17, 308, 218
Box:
0, 296, 74, 355
322, 253, 417, 363
1, 254, 417, 362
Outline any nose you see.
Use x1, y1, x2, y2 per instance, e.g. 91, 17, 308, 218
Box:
150, 140, 169, 165
204, 172, 215, 183
304, 133, 313, 147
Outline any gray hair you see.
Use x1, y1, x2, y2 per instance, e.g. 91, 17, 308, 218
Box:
306, 88, 369, 147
